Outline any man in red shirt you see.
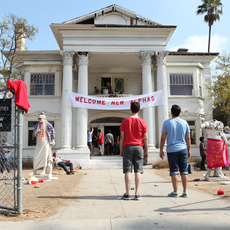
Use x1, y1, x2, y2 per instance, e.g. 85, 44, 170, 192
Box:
120, 102, 148, 200
97, 129, 104, 156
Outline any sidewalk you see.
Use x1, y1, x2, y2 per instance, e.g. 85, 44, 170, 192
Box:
1, 169, 230, 230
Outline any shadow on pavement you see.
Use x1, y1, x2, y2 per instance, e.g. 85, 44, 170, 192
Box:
154, 198, 230, 212
37, 194, 167, 200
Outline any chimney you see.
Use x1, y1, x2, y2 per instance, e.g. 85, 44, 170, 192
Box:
16, 30, 25, 51
177, 48, 188, 53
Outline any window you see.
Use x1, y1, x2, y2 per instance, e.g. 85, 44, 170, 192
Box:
199, 86, 202, 97
114, 78, 124, 94
198, 69, 202, 97
28, 121, 54, 146
187, 120, 196, 145
170, 74, 193, 95
30, 73, 55, 95
100, 76, 125, 94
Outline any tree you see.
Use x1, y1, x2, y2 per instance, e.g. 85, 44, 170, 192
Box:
209, 53, 230, 125
196, 0, 223, 53
0, 14, 38, 88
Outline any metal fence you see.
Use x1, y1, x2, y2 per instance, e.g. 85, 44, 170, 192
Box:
0, 89, 23, 214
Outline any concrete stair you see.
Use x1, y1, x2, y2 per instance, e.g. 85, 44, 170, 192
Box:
81, 156, 152, 170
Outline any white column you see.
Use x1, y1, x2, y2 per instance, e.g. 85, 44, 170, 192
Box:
157, 51, 169, 144
76, 53, 90, 153
202, 63, 213, 121
139, 51, 156, 150
60, 51, 75, 149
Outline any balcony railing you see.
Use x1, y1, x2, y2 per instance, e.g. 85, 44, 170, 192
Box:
90, 94, 133, 98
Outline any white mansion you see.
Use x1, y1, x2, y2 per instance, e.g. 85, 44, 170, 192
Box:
15, 5, 217, 166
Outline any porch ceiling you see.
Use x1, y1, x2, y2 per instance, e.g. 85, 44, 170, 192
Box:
89, 52, 142, 71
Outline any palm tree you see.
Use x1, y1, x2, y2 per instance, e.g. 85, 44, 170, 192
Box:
197, 0, 223, 53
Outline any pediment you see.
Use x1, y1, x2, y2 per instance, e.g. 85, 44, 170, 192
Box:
63, 4, 162, 26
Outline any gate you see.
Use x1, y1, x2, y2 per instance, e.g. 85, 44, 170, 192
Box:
0, 89, 23, 214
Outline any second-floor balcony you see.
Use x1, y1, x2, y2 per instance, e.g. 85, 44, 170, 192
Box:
90, 94, 134, 98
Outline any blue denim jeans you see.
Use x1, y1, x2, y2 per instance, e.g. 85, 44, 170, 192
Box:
113, 142, 120, 155
0, 157, 11, 173
167, 149, 188, 176
57, 162, 73, 172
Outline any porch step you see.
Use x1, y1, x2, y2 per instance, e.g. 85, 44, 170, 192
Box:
81, 156, 152, 170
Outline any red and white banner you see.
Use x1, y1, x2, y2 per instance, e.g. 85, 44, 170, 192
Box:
68, 90, 164, 110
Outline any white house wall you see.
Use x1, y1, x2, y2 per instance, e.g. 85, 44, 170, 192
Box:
21, 53, 215, 160
166, 55, 213, 121
23, 64, 63, 158
59, 26, 173, 52
94, 12, 150, 26
10, 5, 219, 165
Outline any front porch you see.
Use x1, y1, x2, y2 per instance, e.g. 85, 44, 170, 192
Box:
81, 155, 153, 170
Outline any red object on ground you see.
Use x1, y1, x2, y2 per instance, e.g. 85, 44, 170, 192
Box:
34, 185, 39, 188
38, 179, 43, 183
68, 160, 70, 163
7, 79, 30, 113
31, 181, 37, 185
217, 190, 224, 195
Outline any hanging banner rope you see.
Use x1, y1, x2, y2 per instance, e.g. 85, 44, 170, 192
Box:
68, 90, 164, 110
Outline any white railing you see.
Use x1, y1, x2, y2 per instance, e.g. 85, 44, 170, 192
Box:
90, 94, 133, 98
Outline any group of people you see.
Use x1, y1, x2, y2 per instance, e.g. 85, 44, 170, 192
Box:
94, 82, 113, 95
119, 102, 191, 200
87, 128, 120, 156
2, 102, 225, 199
87, 102, 199, 199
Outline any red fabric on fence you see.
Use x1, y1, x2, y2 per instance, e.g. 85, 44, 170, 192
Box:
206, 138, 229, 169
7, 79, 30, 113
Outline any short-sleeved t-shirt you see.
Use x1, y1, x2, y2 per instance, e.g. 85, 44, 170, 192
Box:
105, 133, 114, 143
200, 142, 206, 156
97, 133, 104, 144
120, 117, 147, 148
162, 118, 190, 153
53, 156, 63, 164
87, 132, 92, 142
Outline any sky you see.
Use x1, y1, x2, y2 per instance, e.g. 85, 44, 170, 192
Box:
1, 0, 230, 55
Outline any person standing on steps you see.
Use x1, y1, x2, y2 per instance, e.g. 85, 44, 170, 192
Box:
87, 127, 94, 156
97, 129, 104, 156
105, 130, 114, 156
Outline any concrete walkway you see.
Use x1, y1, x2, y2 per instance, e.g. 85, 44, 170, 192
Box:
1, 169, 230, 230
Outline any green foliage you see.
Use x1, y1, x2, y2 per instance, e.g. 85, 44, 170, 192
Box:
213, 107, 228, 125
196, 0, 223, 53
197, 0, 223, 26
209, 54, 230, 125
0, 14, 38, 88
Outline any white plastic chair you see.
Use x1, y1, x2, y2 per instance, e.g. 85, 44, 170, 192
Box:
52, 161, 61, 174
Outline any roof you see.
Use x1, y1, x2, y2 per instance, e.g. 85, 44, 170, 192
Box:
168, 51, 219, 56
63, 4, 163, 26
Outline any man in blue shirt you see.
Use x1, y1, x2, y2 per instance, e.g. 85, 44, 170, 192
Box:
160, 105, 191, 198
87, 127, 94, 156
0, 140, 11, 174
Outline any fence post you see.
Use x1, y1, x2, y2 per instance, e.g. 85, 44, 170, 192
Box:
17, 107, 24, 215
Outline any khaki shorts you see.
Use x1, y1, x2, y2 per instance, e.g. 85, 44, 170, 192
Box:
123, 145, 143, 174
